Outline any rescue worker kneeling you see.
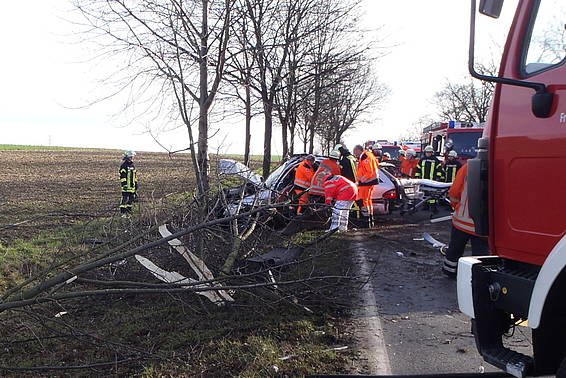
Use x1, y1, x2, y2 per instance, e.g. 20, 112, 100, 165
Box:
293, 154, 316, 215
322, 174, 358, 232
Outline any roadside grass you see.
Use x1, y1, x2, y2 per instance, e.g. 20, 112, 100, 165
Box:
0, 148, 358, 376
0, 214, 357, 377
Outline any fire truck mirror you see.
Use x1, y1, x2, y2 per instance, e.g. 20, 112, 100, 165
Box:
479, 0, 503, 19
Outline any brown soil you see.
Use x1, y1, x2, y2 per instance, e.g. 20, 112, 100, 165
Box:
0, 149, 194, 243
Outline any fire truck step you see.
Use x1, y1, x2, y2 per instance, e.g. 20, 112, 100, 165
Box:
482, 347, 532, 378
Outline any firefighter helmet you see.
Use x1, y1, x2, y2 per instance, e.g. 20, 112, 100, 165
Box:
448, 150, 458, 158
123, 150, 136, 159
384, 152, 391, 158
406, 149, 416, 157
424, 145, 434, 153
371, 143, 382, 150
329, 150, 341, 160
399, 149, 406, 156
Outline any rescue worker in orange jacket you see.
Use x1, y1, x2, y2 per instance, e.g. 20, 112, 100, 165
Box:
293, 155, 316, 215
323, 174, 358, 232
353, 144, 379, 227
310, 150, 342, 198
400, 149, 419, 177
442, 164, 489, 277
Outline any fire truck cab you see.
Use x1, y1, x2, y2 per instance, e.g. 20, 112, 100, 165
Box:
457, 0, 566, 377
421, 121, 484, 163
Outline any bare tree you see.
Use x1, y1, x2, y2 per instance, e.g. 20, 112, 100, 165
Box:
432, 63, 496, 124
398, 116, 433, 142
315, 61, 387, 154
74, 0, 233, 195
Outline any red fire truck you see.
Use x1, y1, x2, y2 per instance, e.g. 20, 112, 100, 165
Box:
457, 0, 566, 377
421, 121, 484, 162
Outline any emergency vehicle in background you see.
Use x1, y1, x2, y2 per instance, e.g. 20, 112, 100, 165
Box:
420, 121, 484, 162
380, 141, 403, 160
456, 0, 566, 377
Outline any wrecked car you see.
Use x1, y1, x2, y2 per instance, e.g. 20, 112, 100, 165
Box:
219, 155, 420, 217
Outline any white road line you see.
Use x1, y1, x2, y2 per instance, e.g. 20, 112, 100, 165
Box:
354, 236, 392, 375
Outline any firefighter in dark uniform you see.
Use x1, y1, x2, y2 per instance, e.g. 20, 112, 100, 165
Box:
443, 150, 462, 183
334, 144, 358, 183
415, 145, 443, 213
415, 145, 443, 181
120, 150, 138, 216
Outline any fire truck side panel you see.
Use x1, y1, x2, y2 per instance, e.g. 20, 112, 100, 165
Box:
490, 0, 566, 267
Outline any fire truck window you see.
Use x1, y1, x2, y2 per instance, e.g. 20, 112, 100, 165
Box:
523, 0, 566, 75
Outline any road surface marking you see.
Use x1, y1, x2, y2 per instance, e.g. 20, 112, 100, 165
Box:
354, 236, 392, 375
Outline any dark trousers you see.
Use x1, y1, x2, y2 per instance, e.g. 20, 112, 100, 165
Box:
443, 225, 489, 275
120, 192, 135, 213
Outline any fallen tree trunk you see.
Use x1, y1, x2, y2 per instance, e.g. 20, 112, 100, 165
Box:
5, 203, 288, 303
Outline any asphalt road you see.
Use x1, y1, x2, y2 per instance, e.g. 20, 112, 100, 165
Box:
345, 211, 533, 376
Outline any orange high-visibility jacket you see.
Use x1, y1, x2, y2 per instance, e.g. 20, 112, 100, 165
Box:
400, 158, 419, 177
294, 159, 316, 189
323, 175, 358, 204
310, 159, 341, 195
449, 164, 477, 235
356, 151, 379, 185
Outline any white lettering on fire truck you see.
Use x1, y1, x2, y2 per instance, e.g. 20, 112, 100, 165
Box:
560, 113, 566, 123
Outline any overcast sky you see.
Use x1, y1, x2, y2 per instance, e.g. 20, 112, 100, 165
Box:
0, 0, 517, 155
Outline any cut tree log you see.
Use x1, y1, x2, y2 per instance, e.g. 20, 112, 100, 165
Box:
134, 255, 226, 305
158, 224, 234, 302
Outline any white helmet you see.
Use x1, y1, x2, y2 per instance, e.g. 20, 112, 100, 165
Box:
406, 149, 416, 157
399, 149, 406, 156
448, 150, 458, 158
424, 145, 434, 153
384, 152, 391, 158
329, 150, 341, 160
371, 143, 382, 150
123, 150, 136, 159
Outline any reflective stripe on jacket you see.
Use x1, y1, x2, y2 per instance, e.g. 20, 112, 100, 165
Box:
323, 175, 358, 204
415, 156, 443, 181
356, 151, 379, 185
310, 159, 341, 195
444, 160, 462, 183
294, 160, 315, 189
120, 161, 137, 193
339, 154, 358, 183
449, 164, 476, 235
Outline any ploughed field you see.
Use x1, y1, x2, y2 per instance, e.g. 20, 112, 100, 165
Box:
0, 149, 195, 244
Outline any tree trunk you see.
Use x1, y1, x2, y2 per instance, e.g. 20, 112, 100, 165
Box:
244, 83, 252, 167
262, 102, 273, 178
198, 0, 210, 194
281, 118, 288, 158
309, 73, 321, 154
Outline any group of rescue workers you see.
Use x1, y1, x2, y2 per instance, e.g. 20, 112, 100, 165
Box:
292, 142, 465, 232
291, 141, 485, 279
119, 143, 484, 278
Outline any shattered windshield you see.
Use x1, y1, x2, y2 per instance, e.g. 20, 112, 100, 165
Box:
448, 132, 482, 158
